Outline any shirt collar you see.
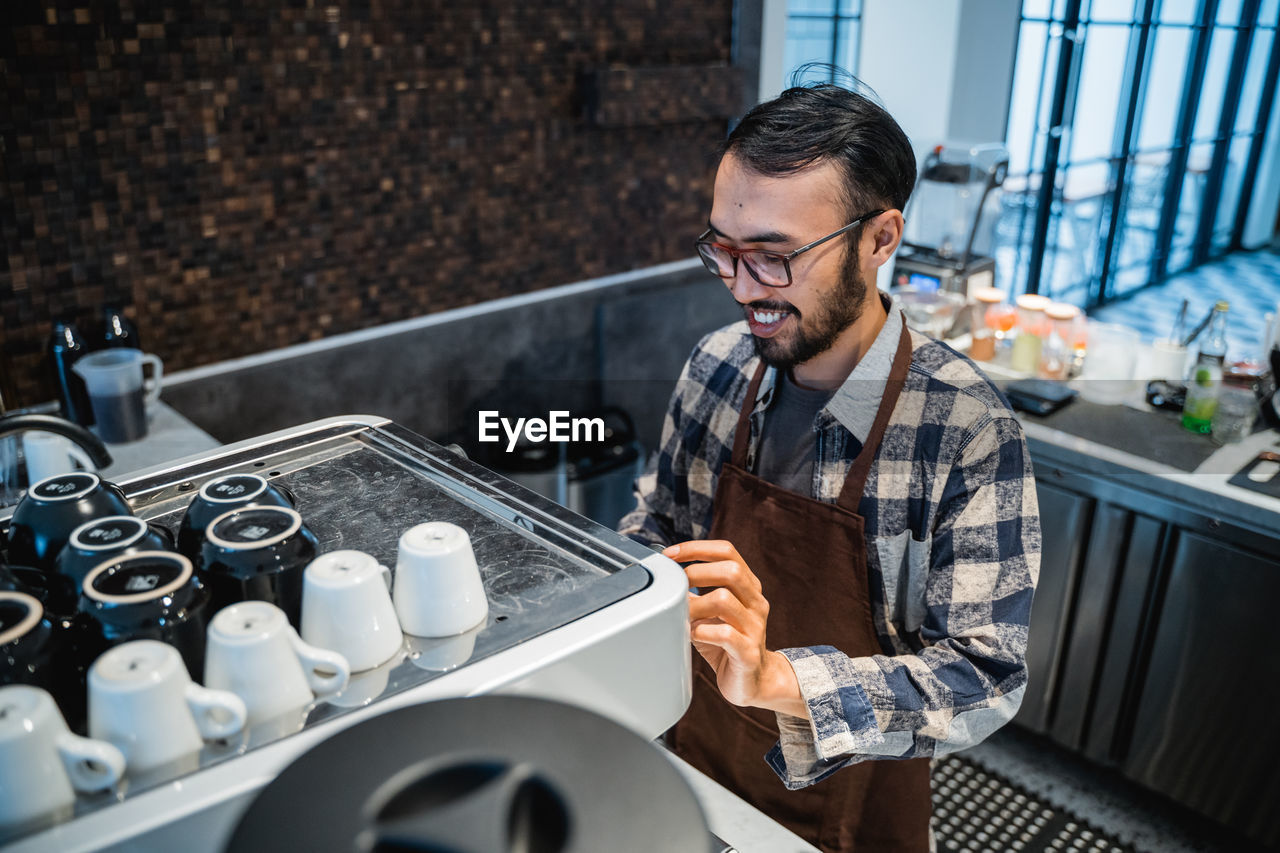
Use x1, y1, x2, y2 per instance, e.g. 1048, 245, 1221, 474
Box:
756, 293, 904, 445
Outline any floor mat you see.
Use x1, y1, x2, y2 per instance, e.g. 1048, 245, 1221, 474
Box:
932, 754, 1135, 853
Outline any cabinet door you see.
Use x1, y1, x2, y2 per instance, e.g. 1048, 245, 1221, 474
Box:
1016, 479, 1093, 734
1123, 531, 1280, 847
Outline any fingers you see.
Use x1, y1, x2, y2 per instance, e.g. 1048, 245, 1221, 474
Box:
688, 585, 760, 635
666, 540, 764, 603
664, 539, 740, 564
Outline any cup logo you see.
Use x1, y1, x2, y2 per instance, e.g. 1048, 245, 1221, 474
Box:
123, 574, 161, 593
205, 474, 266, 502
212, 507, 297, 549
31, 472, 96, 501
80, 517, 145, 547
91, 559, 184, 600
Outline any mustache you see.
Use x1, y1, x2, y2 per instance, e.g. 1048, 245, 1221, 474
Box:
740, 299, 798, 316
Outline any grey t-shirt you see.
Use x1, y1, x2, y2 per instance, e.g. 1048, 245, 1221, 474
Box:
755, 370, 835, 496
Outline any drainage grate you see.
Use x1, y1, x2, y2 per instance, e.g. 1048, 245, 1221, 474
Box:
932, 754, 1135, 853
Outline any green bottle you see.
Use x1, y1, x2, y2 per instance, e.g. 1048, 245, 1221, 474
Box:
1181, 301, 1229, 434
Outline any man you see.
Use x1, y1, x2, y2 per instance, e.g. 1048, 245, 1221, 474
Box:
618, 81, 1040, 852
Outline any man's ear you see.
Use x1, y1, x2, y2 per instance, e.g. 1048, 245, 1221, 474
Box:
863, 210, 905, 269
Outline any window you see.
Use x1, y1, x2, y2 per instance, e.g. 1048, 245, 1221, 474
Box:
996, 0, 1280, 308
783, 0, 862, 84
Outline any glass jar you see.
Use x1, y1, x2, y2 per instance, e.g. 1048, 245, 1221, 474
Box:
969, 287, 1007, 362
1039, 302, 1080, 380
1010, 294, 1050, 374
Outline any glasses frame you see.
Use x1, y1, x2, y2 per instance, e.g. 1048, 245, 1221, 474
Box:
695, 209, 887, 288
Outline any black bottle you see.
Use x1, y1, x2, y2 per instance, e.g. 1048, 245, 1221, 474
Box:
102, 306, 140, 349
49, 321, 94, 426
1261, 346, 1280, 430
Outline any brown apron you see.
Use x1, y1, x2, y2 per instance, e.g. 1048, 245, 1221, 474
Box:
668, 328, 931, 852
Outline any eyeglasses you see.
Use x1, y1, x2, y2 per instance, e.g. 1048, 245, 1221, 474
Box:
695, 209, 886, 288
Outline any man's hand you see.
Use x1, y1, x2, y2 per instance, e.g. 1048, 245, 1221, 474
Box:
664, 539, 809, 719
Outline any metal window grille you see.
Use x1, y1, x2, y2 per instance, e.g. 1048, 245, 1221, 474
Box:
999, 0, 1280, 308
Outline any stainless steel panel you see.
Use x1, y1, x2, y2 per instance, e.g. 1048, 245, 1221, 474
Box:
1016, 479, 1093, 734
1123, 531, 1280, 847
1082, 513, 1166, 764
1049, 503, 1130, 750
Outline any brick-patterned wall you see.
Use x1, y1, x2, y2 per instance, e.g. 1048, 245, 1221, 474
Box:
1, 1, 737, 407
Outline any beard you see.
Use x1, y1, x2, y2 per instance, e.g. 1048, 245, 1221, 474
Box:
747, 245, 866, 370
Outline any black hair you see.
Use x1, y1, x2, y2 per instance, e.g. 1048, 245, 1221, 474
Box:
723, 65, 916, 223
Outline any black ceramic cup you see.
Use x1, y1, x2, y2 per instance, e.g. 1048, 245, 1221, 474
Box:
0, 562, 63, 617
176, 474, 296, 561
0, 590, 86, 731
5, 473, 133, 571
54, 516, 175, 613
195, 506, 318, 628
77, 551, 212, 680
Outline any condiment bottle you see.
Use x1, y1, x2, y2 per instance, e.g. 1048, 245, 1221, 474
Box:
1181, 301, 1230, 434
969, 287, 1005, 362
48, 320, 95, 426
102, 306, 141, 350
1010, 294, 1050, 374
1039, 303, 1079, 380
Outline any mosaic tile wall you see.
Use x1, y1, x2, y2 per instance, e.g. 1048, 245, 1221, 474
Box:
0, 1, 738, 407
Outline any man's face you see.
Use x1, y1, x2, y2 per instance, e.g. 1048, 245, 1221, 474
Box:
707, 152, 868, 371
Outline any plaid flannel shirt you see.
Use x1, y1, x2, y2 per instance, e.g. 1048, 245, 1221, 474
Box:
618, 308, 1040, 789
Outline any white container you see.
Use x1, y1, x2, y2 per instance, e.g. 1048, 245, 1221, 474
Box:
1078, 322, 1140, 405
205, 601, 349, 727
302, 550, 403, 672
394, 522, 489, 637
0, 685, 124, 831
21, 432, 95, 484
71, 350, 163, 443
88, 640, 246, 775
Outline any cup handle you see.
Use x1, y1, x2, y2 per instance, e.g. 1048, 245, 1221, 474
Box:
380, 564, 392, 591
184, 684, 248, 740
141, 352, 164, 407
56, 732, 126, 793
288, 627, 350, 695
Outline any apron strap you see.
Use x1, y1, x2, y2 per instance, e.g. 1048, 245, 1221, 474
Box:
837, 322, 913, 511
730, 361, 769, 469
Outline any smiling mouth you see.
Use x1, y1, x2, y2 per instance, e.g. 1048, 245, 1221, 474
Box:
743, 303, 794, 337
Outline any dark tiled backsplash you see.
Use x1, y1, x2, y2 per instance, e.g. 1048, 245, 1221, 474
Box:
1, 1, 737, 408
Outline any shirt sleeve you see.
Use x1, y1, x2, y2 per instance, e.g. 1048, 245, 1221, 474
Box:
616, 368, 689, 550
767, 414, 1041, 789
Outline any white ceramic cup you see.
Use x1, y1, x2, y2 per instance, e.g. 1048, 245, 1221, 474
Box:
1140, 338, 1190, 382
0, 685, 125, 830
22, 432, 95, 485
302, 550, 403, 672
205, 601, 349, 726
88, 640, 246, 775
394, 522, 489, 638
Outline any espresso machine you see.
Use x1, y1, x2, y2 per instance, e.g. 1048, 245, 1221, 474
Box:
0, 416, 692, 853
893, 142, 1009, 300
